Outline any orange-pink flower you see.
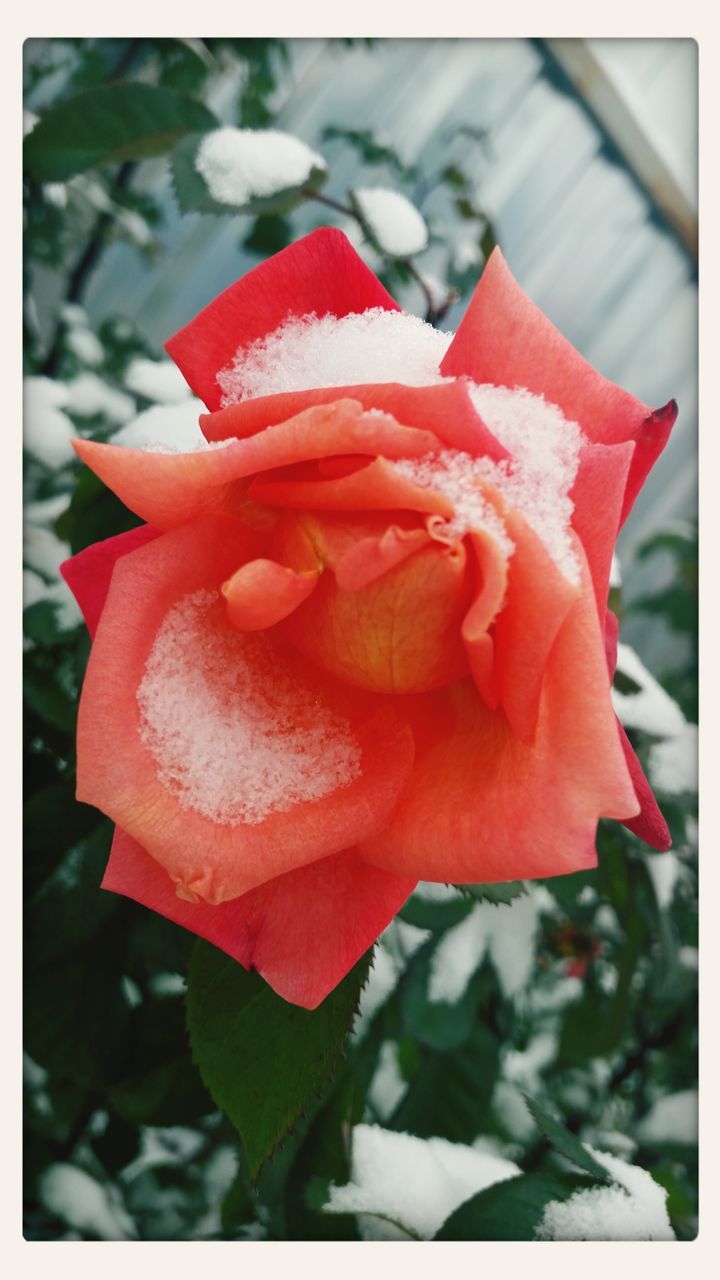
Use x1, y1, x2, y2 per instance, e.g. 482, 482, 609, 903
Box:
63, 228, 676, 1008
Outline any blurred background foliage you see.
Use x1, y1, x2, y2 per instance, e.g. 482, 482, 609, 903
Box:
23, 37, 698, 1241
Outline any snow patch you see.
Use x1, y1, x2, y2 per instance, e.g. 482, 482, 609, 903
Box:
535, 1145, 674, 1240
353, 186, 428, 257
645, 850, 682, 910
137, 589, 362, 826
24, 377, 76, 468
649, 723, 698, 795
217, 308, 452, 405
111, 398, 207, 452
367, 1041, 408, 1120
64, 372, 135, 425
637, 1089, 698, 1146
195, 126, 326, 208
613, 643, 687, 737
40, 1164, 134, 1240
323, 1124, 520, 1240
428, 890, 539, 1004
125, 357, 192, 404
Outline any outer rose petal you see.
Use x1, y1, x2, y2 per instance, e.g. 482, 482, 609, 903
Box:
76, 514, 415, 902
603, 609, 671, 851
441, 248, 676, 522
249, 454, 453, 517
571, 441, 634, 617
202, 380, 510, 460
165, 226, 401, 410
103, 828, 415, 1009
360, 575, 639, 883
72, 400, 440, 530
60, 524, 161, 637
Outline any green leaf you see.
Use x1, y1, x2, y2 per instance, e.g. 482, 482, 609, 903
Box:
435, 1171, 596, 1240
457, 881, 528, 906
26, 825, 118, 967
186, 941, 371, 1179
389, 1021, 499, 1142
24, 83, 217, 181
172, 130, 326, 217
400, 938, 491, 1051
523, 1094, 611, 1183
399, 887, 474, 931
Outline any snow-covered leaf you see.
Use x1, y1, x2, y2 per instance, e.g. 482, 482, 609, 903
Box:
350, 186, 428, 258
172, 126, 327, 217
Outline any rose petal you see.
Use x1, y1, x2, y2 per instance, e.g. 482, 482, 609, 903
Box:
222, 558, 320, 630
103, 828, 415, 1009
360, 584, 639, 883
441, 248, 675, 522
493, 512, 580, 743
249, 454, 453, 517
77, 514, 415, 902
275, 512, 472, 693
202, 380, 510, 460
73, 400, 440, 529
165, 227, 401, 410
571, 441, 634, 616
60, 524, 161, 637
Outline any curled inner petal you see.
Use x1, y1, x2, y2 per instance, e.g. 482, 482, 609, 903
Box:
222, 558, 320, 630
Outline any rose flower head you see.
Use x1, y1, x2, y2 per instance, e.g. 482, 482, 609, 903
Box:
62, 228, 677, 1009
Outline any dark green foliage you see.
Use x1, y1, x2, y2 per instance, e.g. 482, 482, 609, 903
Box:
186, 942, 371, 1179
24, 83, 217, 182
435, 1172, 597, 1240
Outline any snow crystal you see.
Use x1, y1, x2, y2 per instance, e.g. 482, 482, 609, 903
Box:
111, 398, 207, 452
218, 308, 452, 406
649, 723, 698, 795
393, 450, 514, 551
195, 126, 326, 208
124, 357, 192, 405
137, 589, 361, 825
468, 385, 584, 583
428, 891, 539, 1004
637, 1089, 698, 1146
24, 376, 76, 468
352, 186, 429, 258
613, 643, 687, 737
323, 1124, 520, 1240
40, 1163, 134, 1240
64, 372, 135, 425
535, 1145, 675, 1240
367, 1041, 408, 1120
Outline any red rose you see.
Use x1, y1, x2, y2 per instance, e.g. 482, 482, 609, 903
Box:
62, 228, 675, 1008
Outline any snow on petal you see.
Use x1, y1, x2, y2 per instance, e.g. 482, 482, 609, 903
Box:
137, 589, 362, 827
217, 309, 452, 406
323, 1124, 520, 1240
195, 126, 326, 208
534, 1145, 675, 1241
352, 186, 429, 258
